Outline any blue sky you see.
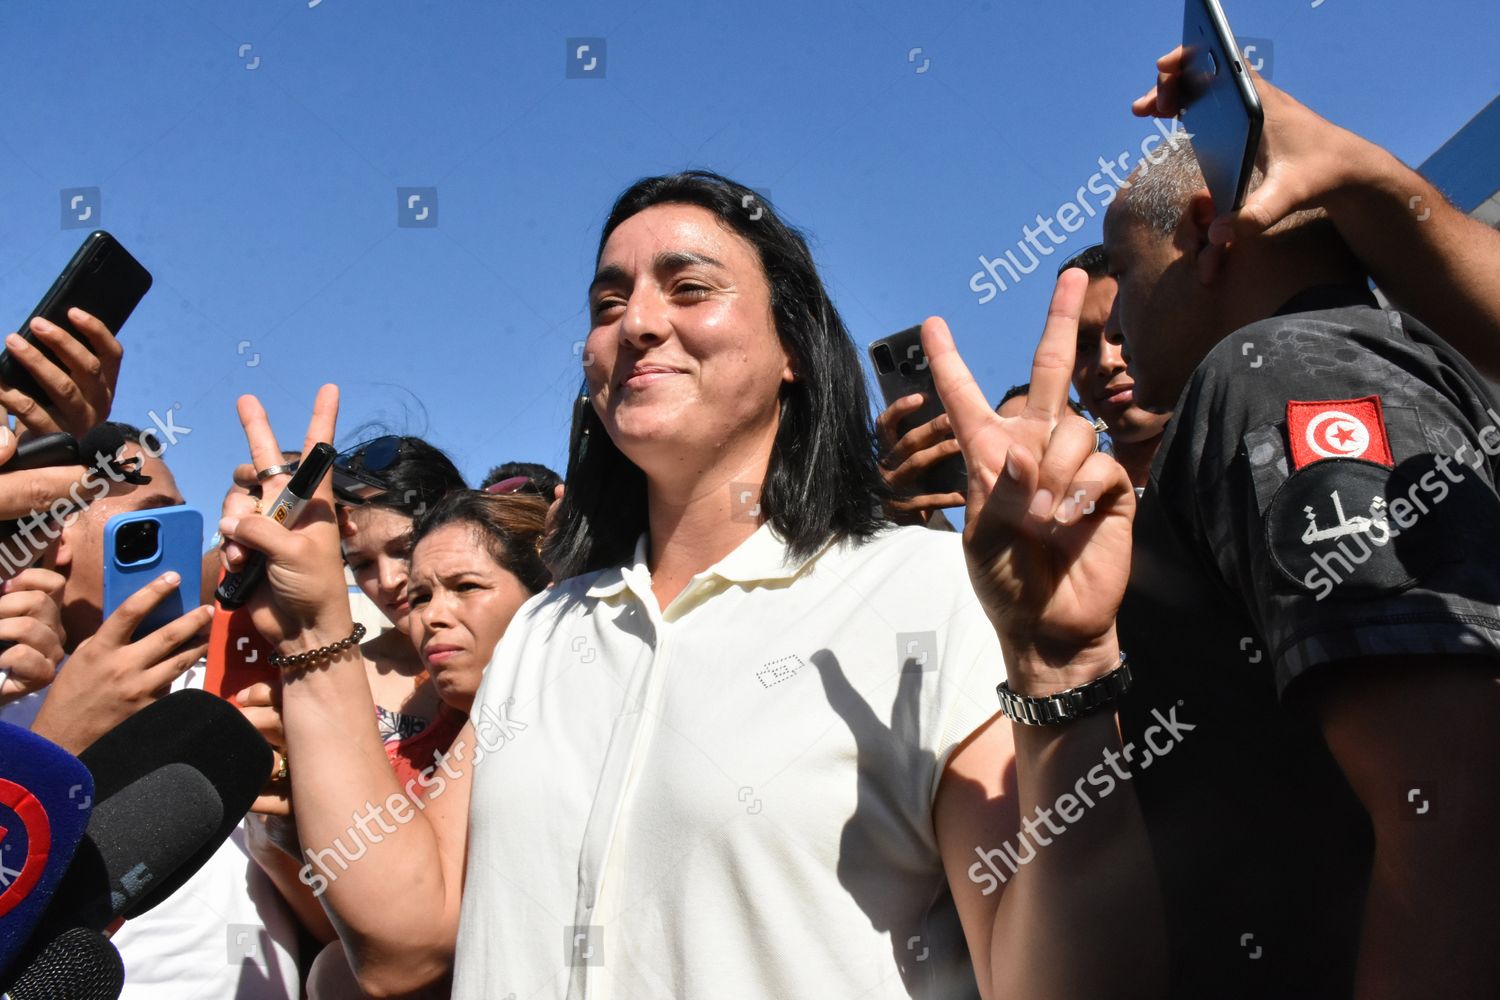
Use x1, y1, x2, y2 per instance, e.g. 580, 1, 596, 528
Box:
1, 0, 1496, 530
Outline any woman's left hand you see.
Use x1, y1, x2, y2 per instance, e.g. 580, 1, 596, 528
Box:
924, 269, 1136, 694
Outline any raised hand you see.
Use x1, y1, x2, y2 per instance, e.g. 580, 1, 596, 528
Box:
923, 269, 1135, 694
217, 387, 350, 650
1132, 45, 1369, 247
0, 308, 124, 437
31, 572, 212, 753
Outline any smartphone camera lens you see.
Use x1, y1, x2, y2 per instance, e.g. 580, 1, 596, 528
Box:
873, 344, 896, 375
115, 519, 161, 566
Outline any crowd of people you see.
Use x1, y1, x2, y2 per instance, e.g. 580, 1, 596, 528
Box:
1, 47, 1498, 1000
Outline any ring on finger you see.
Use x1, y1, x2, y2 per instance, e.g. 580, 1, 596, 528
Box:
256, 462, 298, 482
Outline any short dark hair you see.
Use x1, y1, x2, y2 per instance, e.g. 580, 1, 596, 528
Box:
996, 382, 1087, 418
480, 461, 562, 499
353, 436, 467, 520
1057, 243, 1107, 278
106, 421, 162, 456
409, 490, 552, 595
545, 170, 890, 579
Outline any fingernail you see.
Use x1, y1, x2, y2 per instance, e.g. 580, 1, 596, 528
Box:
1029, 488, 1054, 520
162, 571, 180, 586
219, 516, 239, 535
1003, 452, 1023, 481
5, 333, 23, 348
0, 426, 10, 449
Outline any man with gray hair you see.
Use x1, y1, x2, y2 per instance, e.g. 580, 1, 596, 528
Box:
1101, 117, 1500, 998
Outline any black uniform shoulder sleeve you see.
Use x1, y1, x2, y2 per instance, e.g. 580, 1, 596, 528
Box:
1152, 301, 1500, 698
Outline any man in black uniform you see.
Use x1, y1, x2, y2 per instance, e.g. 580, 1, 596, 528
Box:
1102, 129, 1500, 998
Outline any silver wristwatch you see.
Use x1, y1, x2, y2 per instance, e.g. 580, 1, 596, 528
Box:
996, 653, 1132, 726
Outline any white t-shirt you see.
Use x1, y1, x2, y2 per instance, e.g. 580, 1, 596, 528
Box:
0, 661, 301, 999
454, 523, 1003, 999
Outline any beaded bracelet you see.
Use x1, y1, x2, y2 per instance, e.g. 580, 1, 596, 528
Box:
270, 622, 367, 669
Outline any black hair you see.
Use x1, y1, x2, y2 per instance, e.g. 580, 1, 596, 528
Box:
410, 490, 552, 595
1057, 243, 1108, 278
545, 170, 890, 579
480, 461, 563, 499
996, 382, 1088, 418
105, 420, 162, 456
354, 436, 467, 521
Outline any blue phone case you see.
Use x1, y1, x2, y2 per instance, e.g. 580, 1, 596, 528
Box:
102, 505, 204, 641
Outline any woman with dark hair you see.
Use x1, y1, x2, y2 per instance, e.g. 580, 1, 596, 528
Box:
223, 172, 1153, 999
333, 434, 467, 744
303, 489, 551, 999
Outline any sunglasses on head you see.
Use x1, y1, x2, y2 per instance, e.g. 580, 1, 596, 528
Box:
484, 475, 533, 496
332, 435, 406, 506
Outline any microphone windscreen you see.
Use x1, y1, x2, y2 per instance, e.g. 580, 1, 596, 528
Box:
0, 724, 94, 978
76, 690, 271, 918
42, 764, 222, 931
75, 426, 126, 473
0, 926, 123, 1000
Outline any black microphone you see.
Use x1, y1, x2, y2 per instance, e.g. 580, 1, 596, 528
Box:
39, 764, 222, 932
75, 689, 272, 918
0, 927, 123, 1000
4, 426, 126, 475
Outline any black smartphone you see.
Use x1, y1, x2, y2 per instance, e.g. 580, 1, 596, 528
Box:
0, 231, 153, 406
868, 326, 967, 498
1180, 0, 1265, 215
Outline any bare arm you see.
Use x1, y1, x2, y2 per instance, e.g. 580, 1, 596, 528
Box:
1315, 656, 1500, 998
218, 387, 471, 996
928, 272, 1166, 999
243, 813, 339, 944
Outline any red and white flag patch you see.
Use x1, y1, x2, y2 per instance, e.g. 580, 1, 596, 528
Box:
1286, 395, 1394, 471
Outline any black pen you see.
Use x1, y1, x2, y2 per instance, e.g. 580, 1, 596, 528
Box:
216, 442, 336, 609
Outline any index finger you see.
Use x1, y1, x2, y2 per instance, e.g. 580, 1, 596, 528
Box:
1023, 268, 1089, 420
236, 385, 339, 500
920, 316, 1004, 447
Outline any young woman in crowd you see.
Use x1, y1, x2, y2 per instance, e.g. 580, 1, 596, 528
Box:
220, 171, 1153, 999
334, 435, 466, 749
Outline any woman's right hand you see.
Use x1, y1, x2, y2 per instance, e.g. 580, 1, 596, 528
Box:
217, 387, 352, 649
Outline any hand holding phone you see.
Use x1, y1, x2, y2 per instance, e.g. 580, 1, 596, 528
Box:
1134, 44, 1364, 248
1178, 0, 1264, 216
103, 506, 203, 641
869, 326, 968, 500
31, 572, 213, 755
0, 232, 149, 435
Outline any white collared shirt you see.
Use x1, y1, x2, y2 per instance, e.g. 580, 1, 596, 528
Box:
454, 523, 1004, 999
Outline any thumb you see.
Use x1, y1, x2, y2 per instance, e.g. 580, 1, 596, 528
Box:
1210, 172, 1296, 246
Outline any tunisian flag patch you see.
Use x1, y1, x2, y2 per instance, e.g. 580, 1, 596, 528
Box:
1286, 396, 1395, 471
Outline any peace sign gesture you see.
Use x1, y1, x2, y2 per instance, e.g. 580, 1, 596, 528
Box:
218, 385, 353, 649
924, 269, 1135, 694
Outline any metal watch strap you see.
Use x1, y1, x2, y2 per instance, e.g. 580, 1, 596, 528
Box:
996, 653, 1132, 726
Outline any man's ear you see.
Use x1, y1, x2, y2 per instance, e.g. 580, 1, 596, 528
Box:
1185, 188, 1226, 285
53, 521, 74, 571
